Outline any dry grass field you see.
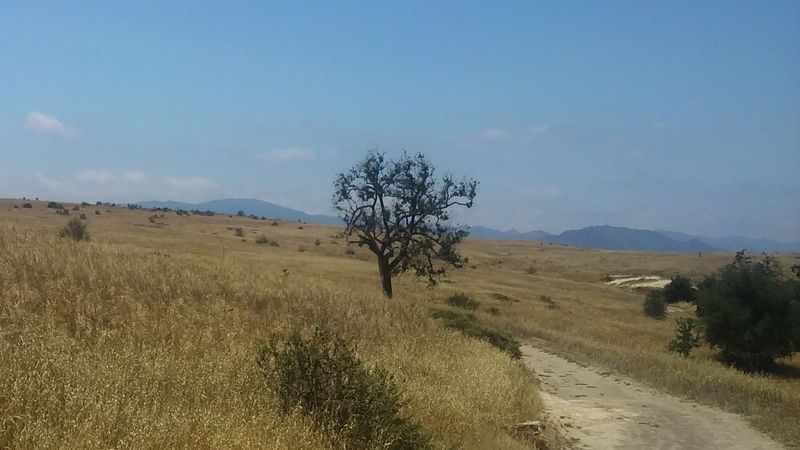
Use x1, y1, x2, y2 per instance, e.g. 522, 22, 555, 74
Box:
1, 198, 798, 448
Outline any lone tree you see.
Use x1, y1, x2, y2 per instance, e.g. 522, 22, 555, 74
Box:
695, 251, 800, 371
333, 152, 477, 298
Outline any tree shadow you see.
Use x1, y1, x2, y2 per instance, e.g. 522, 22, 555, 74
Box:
711, 353, 800, 379
769, 361, 800, 380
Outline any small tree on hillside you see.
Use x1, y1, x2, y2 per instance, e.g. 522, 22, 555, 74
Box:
695, 251, 800, 371
333, 152, 477, 298
663, 275, 697, 303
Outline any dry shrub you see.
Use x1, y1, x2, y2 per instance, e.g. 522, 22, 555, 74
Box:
59, 217, 89, 241
258, 328, 431, 449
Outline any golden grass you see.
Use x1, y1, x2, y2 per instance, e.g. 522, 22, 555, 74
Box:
2, 198, 798, 447
0, 202, 546, 449
439, 239, 800, 447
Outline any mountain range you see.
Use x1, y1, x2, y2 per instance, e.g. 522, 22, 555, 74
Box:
469, 224, 800, 253
137, 198, 799, 253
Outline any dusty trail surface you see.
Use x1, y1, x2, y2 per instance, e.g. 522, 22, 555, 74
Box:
522, 344, 785, 450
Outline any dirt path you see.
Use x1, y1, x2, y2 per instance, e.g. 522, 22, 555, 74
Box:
521, 345, 785, 450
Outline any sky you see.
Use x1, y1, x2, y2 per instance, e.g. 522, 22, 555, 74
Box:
1, 1, 798, 241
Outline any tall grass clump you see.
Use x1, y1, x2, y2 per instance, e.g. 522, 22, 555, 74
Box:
59, 217, 89, 241
446, 292, 479, 310
258, 328, 432, 449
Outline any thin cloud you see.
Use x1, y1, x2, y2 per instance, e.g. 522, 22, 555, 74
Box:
77, 169, 114, 184
481, 124, 549, 143
22, 111, 77, 139
165, 176, 217, 192
480, 128, 512, 142
257, 147, 316, 162
122, 170, 146, 182
517, 185, 563, 200
22, 169, 219, 203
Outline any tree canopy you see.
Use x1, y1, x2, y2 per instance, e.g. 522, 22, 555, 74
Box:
333, 152, 477, 298
695, 251, 800, 371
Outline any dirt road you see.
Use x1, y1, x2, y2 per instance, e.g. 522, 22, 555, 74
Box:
521, 345, 785, 450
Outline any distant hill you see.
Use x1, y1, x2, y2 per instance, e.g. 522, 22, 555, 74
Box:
470, 224, 718, 253
138, 198, 342, 225
655, 229, 800, 253
468, 226, 552, 241
548, 225, 717, 252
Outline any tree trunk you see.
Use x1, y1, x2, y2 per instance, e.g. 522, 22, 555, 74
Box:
378, 256, 393, 299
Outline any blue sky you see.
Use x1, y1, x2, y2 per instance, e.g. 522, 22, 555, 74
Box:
1, 1, 798, 240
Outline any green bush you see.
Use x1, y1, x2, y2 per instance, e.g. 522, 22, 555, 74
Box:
59, 217, 89, 241
445, 292, 479, 310
643, 290, 666, 319
695, 252, 800, 371
47, 201, 64, 209
663, 275, 697, 303
667, 318, 703, 358
257, 328, 431, 449
430, 309, 521, 359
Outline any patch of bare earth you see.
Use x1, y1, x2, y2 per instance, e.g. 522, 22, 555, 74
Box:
522, 345, 785, 450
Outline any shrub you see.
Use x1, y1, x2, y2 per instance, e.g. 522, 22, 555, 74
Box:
94, 210, 101, 215
446, 293, 479, 310
663, 275, 697, 303
257, 328, 431, 449
79, 213, 87, 220
695, 252, 800, 371
21, 203, 32, 209
255, 236, 279, 246
486, 306, 500, 316
47, 201, 64, 209
297, 245, 307, 252
55, 208, 70, 215
490, 293, 517, 303
643, 290, 666, 319
539, 295, 558, 309
59, 217, 89, 241
345, 247, 356, 255
667, 318, 702, 358
71, 205, 80, 211
430, 309, 521, 359
314, 238, 321, 247
233, 227, 244, 237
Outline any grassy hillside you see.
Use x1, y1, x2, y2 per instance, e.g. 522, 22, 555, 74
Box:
0, 200, 546, 449
1, 199, 798, 447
